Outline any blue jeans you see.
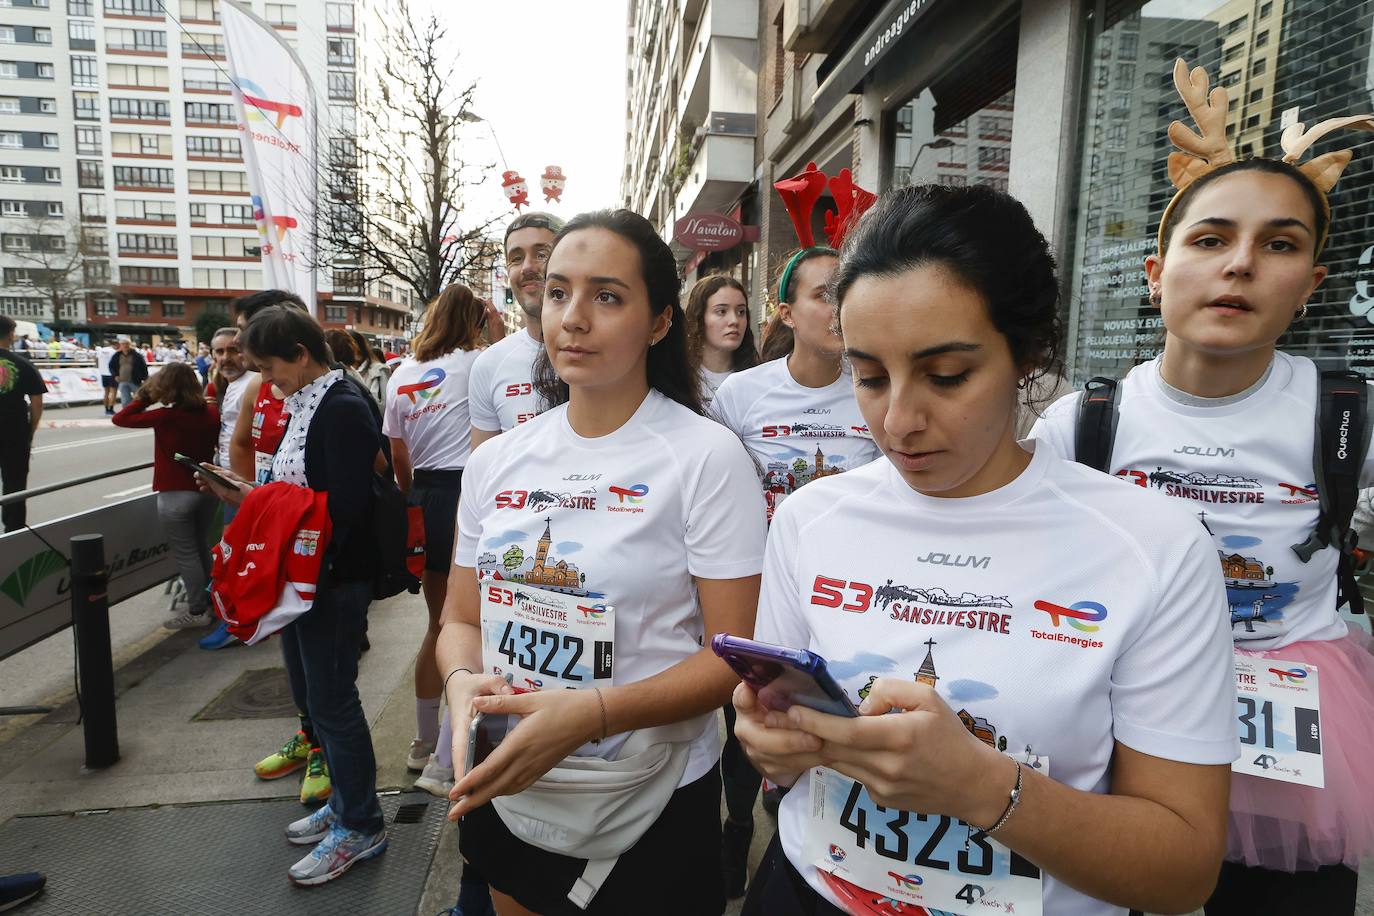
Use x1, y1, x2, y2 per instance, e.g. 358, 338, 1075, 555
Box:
279, 579, 383, 834
117, 381, 137, 406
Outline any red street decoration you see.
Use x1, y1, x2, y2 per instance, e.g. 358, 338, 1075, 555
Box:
824, 168, 878, 248
502, 170, 530, 211
773, 160, 877, 249
540, 165, 566, 203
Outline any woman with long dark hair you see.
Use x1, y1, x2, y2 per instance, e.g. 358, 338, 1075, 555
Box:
435, 209, 766, 915
384, 283, 487, 797
113, 361, 220, 628
684, 274, 757, 407
736, 182, 1238, 916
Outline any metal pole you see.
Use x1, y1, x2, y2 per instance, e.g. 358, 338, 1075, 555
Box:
70, 533, 119, 770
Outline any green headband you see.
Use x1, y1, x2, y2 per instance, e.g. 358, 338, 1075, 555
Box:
777, 246, 838, 306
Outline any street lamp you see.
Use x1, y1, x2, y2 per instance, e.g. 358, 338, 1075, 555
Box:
458, 109, 509, 172
908, 137, 955, 181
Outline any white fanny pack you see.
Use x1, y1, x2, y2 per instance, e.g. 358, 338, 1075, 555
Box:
490, 713, 711, 909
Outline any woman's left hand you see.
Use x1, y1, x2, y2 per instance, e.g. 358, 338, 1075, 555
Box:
791, 677, 1016, 827
195, 463, 254, 505
446, 687, 602, 821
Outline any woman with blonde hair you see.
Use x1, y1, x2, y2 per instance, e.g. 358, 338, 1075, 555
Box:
384, 282, 488, 797
113, 361, 220, 628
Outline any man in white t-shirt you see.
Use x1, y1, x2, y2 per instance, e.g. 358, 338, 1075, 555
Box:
467, 212, 563, 449
96, 339, 117, 415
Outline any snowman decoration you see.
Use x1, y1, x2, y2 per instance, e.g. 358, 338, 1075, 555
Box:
540, 165, 566, 204
501, 170, 529, 212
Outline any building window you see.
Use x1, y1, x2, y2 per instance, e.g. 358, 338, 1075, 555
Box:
45, 201, 60, 216
187, 169, 248, 193
73, 93, 98, 119
186, 135, 240, 159
70, 55, 96, 87
79, 192, 104, 219
182, 67, 227, 92
117, 232, 177, 255
109, 97, 168, 121
1259, 1, 1272, 18
327, 37, 354, 65
1251, 58, 1267, 77
113, 165, 174, 189
325, 304, 347, 322
192, 235, 257, 258
105, 27, 166, 52
107, 63, 169, 88
325, 2, 352, 30
179, 0, 216, 20
69, 0, 94, 13
94, 297, 118, 317
327, 70, 354, 101
125, 299, 151, 316
120, 266, 177, 286
40, 132, 56, 148
77, 159, 102, 187
75, 125, 100, 153
115, 198, 175, 221
162, 300, 184, 317
184, 101, 233, 123
104, 0, 162, 15
1255, 30, 1269, 48
264, 3, 294, 24
193, 267, 261, 288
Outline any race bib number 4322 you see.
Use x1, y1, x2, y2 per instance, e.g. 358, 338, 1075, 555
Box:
804, 765, 1045, 916
479, 578, 613, 692
1232, 652, 1323, 788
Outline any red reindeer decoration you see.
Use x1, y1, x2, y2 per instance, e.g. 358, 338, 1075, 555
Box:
773, 161, 877, 249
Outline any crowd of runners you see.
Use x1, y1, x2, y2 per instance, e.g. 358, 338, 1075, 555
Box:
8, 57, 1374, 916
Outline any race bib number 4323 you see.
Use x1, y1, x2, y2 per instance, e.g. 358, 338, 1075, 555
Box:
479, 578, 613, 691
804, 765, 1045, 916
1232, 652, 1323, 788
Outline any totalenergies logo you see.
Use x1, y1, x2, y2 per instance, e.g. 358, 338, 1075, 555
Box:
1033, 599, 1108, 632
1270, 666, 1308, 684
251, 195, 297, 244
887, 872, 923, 890
576, 603, 608, 619
608, 484, 648, 504
397, 367, 446, 404
238, 77, 303, 129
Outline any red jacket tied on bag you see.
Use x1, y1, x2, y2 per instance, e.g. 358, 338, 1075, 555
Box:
210, 481, 332, 644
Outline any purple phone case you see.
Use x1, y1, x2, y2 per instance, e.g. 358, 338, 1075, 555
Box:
712, 633, 858, 717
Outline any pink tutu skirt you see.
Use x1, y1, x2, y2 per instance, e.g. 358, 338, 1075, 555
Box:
1227, 627, 1374, 871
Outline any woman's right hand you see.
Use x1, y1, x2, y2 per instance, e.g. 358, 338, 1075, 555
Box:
730, 680, 824, 787
445, 671, 514, 778
194, 463, 254, 504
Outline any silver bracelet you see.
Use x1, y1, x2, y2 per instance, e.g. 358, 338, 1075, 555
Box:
980, 757, 1023, 836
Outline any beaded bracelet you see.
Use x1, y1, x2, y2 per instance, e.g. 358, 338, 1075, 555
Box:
592, 688, 608, 743
981, 758, 1024, 836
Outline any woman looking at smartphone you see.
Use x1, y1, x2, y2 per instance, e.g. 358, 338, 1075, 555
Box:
732, 185, 1238, 916
435, 209, 766, 915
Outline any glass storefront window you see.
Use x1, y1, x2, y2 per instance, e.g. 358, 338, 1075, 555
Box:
891, 90, 1015, 194
1068, 0, 1374, 382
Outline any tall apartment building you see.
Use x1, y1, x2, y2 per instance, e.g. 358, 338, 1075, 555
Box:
0, 0, 411, 343
621, 0, 758, 284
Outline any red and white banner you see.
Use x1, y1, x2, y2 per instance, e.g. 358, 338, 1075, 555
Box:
221, 0, 317, 312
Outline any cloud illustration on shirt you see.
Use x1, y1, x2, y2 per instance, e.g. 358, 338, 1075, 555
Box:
556, 541, 583, 554
484, 529, 529, 549
1221, 535, 1263, 550
827, 652, 898, 680
945, 679, 999, 703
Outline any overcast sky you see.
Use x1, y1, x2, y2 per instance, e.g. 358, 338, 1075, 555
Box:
426, 0, 630, 232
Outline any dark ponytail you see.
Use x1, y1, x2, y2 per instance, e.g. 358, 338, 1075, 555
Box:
532, 209, 703, 415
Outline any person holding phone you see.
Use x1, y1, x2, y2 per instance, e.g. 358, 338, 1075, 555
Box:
382, 283, 486, 795
435, 209, 766, 915
732, 185, 1239, 916
112, 362, 220, 628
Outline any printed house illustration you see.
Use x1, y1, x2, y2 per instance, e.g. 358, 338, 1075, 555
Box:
1218, 551, 1274, 588
477, 520, 587, 596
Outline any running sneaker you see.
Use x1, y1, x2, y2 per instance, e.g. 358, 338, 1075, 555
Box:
299, 745, 332, 805
198, 621, 238, 650
0, 872, 45, 911
406, 738, 435, 772
254, 730, 311, 780
285, 803, 337, 845
164, 609, 211, 629
412, 758, 454, 799
287, 824, 387, 886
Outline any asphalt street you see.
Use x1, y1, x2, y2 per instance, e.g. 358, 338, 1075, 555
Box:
21, 401, 155, 527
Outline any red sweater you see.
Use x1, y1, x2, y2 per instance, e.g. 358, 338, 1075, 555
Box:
112, 399, 220, 492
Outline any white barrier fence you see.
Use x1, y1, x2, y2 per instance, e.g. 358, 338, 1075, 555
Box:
36, 365, 165, 406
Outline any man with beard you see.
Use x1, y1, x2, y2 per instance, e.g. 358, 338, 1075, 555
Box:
467, 212, 562, 449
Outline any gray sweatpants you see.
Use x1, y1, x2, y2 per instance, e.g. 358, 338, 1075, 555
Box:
157, 490, 218, 615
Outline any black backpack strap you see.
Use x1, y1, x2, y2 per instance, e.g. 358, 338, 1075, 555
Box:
1292, 370, 1370, 613
1074, 377, 1121, 473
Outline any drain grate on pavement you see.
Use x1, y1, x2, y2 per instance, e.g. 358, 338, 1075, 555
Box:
193, 667, 298, 721
0, 791, 445, 915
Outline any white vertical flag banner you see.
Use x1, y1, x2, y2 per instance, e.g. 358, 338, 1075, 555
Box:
221, 0, 317, 312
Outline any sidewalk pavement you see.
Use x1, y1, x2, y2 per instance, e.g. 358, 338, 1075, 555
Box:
1, 584, 1371, 915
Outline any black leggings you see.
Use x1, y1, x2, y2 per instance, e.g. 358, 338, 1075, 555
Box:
721, 703, 762, 824
1203, 861, 1357, 915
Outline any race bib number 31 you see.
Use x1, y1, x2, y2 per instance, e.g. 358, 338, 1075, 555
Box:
480, 577, 613, 691
1232, 653, 1323, 788
804, 765, 1045, 916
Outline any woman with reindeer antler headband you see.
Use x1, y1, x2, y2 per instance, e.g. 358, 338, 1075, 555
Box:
1034, 59, 1374, 913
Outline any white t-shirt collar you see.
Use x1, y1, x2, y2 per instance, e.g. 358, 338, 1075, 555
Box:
881, 440, 1047, 514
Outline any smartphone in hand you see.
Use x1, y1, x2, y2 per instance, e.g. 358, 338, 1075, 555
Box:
173, 452, 236, 491
712, 634, 859, 718
464, 711, 517, 774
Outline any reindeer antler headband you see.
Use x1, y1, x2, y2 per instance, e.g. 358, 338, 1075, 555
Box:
1158, 58, 1374, 257
773, 161, 878, 303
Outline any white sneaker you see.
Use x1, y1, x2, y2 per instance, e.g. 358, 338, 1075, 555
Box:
406, 738, 435, 772
412, 758, 454, 799
165, 609, 212, 629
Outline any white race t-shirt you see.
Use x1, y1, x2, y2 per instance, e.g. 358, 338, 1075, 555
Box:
456, 389, 768, 785
711, 358, 881, 520
383, 348, 481, 470
1032, 352, 1374, 650
217, 372, 251, 467
698, 366, 733, 408
96, 345, 116, 377
467, 330, 544, 433
759, 445, 1238, 916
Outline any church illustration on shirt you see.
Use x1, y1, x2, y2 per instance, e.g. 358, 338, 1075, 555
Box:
857, 639, 1008, 753
477, 518, 596, 597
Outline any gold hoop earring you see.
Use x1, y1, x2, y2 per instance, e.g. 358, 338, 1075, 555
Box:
1295, 303, 1309, 322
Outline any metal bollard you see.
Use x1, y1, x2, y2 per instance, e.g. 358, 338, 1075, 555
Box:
70, 533, 119, 770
